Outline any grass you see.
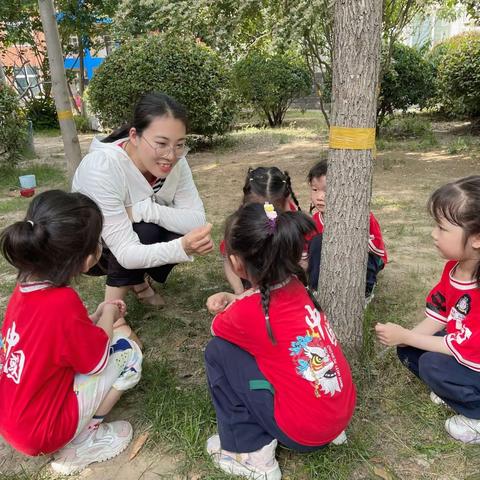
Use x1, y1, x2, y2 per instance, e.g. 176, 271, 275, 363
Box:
1, 110, 480, 479
0, 164, 66, 194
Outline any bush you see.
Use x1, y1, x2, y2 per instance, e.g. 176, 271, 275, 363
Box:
233, 51, 312, 127
379, 114, 434, 139
0, 85, 28, 167
377, 43, 435, 125
436, 32, 480, 118
26, 96, 59, 130
74, 115, 91, 133
88, 35, 237, 138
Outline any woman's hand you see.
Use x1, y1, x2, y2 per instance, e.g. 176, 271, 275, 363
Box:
206, 292, 236, 315
375, 322, 407, 346
182, 223, 214, 256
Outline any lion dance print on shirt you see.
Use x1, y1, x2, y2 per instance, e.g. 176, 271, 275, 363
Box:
289, 305, 343, 398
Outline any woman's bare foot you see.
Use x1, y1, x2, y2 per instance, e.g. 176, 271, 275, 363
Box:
132, 281, 166, 307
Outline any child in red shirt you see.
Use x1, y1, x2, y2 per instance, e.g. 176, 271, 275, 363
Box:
307, 160, 387, 302
376, 176, 480, 445
205, 202, 356, 480
0, 190, 142, 475
221, 167, 302, 294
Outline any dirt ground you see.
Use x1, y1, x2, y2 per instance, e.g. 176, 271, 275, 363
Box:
1, 119, 480, 479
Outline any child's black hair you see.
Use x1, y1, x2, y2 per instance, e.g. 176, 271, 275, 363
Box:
242, 166, 301, 212
428, 175, 480, 285
0, 190, 103, 286
224, 202, 320, 344
102, 92, 188, 143
307, 159, 328, 183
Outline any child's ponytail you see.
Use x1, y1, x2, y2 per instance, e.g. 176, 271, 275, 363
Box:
0, 190, 103, 286
283, 171, 301, 211
1, 220, 50, 280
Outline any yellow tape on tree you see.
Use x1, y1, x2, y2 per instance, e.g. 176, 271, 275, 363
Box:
329, 126, 376, 150
57, 110, 73, 121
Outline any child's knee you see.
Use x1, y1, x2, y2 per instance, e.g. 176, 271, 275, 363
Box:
111, 336, 143, 391
418, 352, 446, 386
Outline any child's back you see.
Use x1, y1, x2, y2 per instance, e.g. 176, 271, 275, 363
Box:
0, 190, 142, 474
0, 285, 108, 455
205, 202, 356, 479
212, 275, 355, 445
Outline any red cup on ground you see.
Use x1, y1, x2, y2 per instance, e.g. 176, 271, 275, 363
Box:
20, 188, 35, 198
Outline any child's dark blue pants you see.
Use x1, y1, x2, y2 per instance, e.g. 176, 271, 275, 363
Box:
307, 233, 383, 295
204, 337, 325, 453
397, 337, 480, 419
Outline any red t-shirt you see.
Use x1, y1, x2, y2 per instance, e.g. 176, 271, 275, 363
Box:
312, 211, 325, 234
0, 285, 110, 455
312, 211, 387, 263
211, 277, 356, 445
425, 261, 480, 371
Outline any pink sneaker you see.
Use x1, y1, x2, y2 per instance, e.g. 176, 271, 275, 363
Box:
206, 434, 282, 480
51, 421, 133, 475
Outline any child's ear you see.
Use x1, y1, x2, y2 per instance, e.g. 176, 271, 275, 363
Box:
229, 254, 248, 279
81, 253, 98, 273
471, 233, 480, 250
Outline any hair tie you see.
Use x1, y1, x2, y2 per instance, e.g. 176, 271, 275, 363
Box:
264, 202, 277, 232
26, 220, 34, 227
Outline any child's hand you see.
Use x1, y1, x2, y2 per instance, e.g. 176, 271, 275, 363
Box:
375, 322, 407, 346
90, 300, 127, 323
206, 292, 235, 315
105, 299, 127, 317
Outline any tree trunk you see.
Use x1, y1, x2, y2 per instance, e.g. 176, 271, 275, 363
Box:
38, 0, 82, 184
0, 59, 6, 86
318, 0, 382, 354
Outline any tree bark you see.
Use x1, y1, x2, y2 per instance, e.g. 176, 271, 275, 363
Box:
38, 0, 81, 183
318, 0, 383, 354
0, 59, 6, 86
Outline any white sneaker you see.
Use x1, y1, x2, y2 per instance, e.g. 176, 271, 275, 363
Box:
206, 434, 282, 480
51, 421, 133, 475
364, 293, 375, 309
331, 430, 347, 445
430, 391, 447, 406
445, 415, 480, 444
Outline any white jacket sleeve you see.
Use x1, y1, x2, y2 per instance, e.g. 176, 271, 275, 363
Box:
102, 214, 191, 269
131, 160, 206, 234
73, 154, 192, 269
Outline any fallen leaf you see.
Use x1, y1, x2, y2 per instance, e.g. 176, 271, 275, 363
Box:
373, 465, 394, 480
128, 431, 149, 461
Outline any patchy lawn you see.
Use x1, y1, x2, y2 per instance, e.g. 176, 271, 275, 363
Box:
1, 111, 480, 480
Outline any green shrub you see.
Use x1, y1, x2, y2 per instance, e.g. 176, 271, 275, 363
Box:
447, 137, 471, 154
88, 35, 237, 138
436, 32, 480, 118
74, 114, 91, 133
0, 85, 28, 167
377, 43, 435, 125
233, 50, 312, 127
380, 114, 434, 139
26, 96, 59, 130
